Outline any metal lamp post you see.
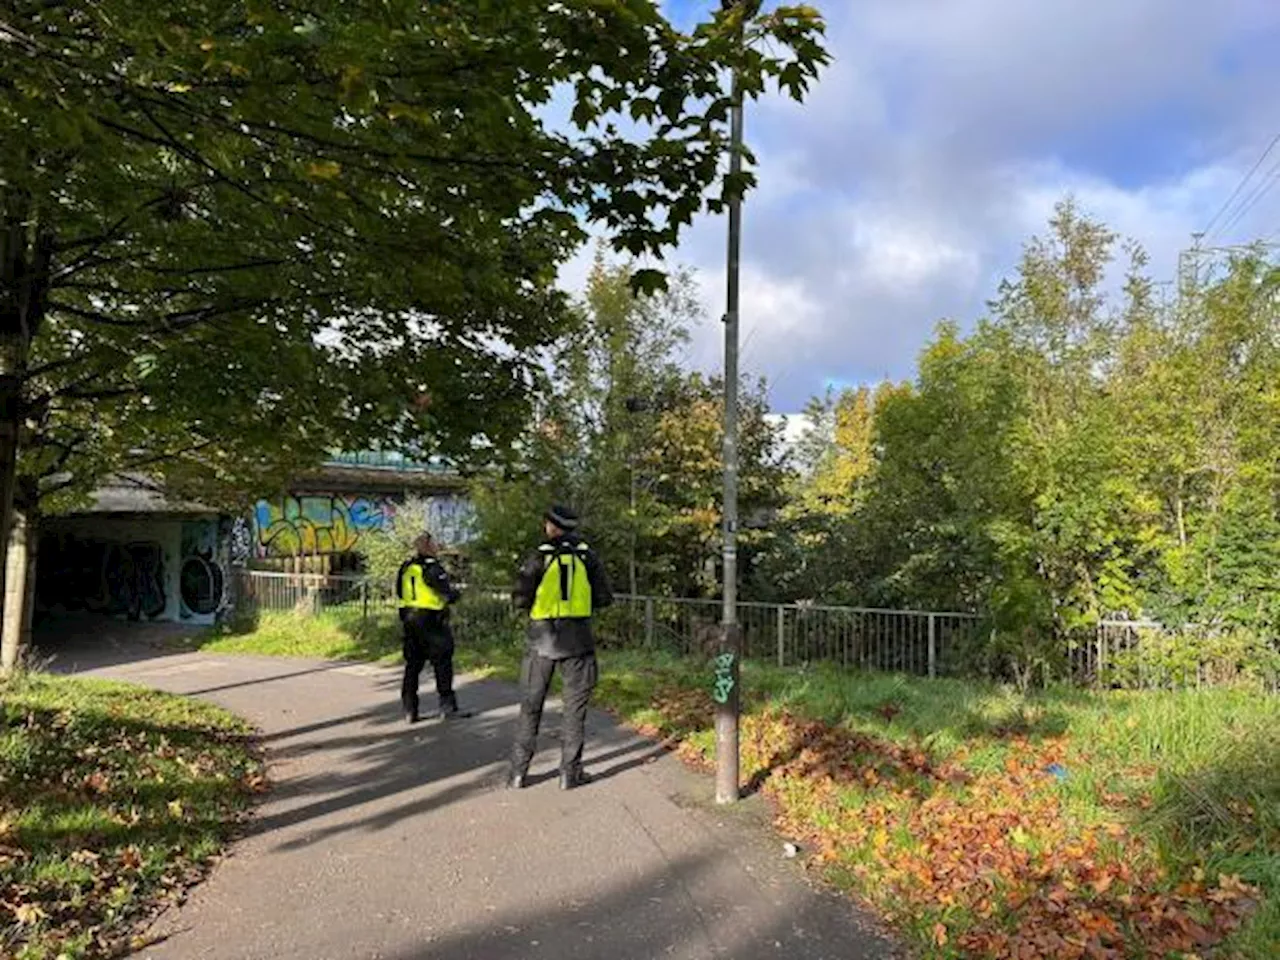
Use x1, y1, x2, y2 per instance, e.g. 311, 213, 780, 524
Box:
715, 0, 747, 806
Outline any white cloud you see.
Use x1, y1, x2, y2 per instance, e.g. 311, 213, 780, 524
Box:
847, 212, 981, 293
555, 0, 1280, 412
684, 263, 823, 378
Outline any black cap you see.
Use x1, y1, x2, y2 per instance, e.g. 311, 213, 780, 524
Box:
545, 504, 580, 531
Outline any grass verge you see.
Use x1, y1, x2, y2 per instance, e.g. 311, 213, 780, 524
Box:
1, 673, 264, 960
202, 608, 1278, 959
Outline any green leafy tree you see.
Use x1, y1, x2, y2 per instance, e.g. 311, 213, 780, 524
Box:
636, 371, 787, 598
789, 386, 880, 519
469, 260, 788, 598
467, 255, 699, 588
0, 0, 830, 665
1124, 254, 1280, 631
855, 202, 1159, 683
849, 202, 1279, 684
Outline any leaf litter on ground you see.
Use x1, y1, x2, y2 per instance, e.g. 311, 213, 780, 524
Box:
608, 664, 1273, 960
1, 674, 263, 960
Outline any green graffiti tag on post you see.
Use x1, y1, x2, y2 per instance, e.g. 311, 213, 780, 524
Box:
711, 652, 736, 704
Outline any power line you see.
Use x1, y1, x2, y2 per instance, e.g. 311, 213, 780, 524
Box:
1215, 153, 1280, 242
1204, 132, 1280, 241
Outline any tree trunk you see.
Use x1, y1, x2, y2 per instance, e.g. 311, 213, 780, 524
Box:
21, 515, 38, 653
0, 502, 29, 673
2, 196, 51, 665
0, 359, 23, 665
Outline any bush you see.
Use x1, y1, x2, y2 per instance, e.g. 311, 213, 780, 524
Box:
1106, 625, 1280, 690
357, 497, 467, 584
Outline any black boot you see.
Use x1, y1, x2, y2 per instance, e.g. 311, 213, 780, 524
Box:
507, 768, 527, 790
560, 767, 592, 791
439, 695, 473, 720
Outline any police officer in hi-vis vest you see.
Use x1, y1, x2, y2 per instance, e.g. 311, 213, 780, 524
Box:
397, 531, 463, 723
508, 505, 613, 790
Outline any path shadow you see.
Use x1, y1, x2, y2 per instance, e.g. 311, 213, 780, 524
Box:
377, 846, 897, 960
591, 741, 672, 782
183, 663, 351, 696
262, 715, 515, 850
35, 616, 207, 674
34, 620, 690, 877
246, 678, 654, 853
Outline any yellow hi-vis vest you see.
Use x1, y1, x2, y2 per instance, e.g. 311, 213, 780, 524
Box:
530, 542, 592, 620
398, 560, 446, 610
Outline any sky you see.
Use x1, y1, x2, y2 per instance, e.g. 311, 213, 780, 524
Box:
556, 0, 1280, 412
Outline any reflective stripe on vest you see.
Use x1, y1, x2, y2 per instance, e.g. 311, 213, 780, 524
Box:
530, 542, 592, 621
399, 561, 446, 610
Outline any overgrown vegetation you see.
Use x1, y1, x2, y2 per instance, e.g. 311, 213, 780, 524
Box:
213, 608, 1278, 958
757, 202, 1280, 685
465, 203, 1280, 688
0, 674, 263, 960
676, 669, 1276, 960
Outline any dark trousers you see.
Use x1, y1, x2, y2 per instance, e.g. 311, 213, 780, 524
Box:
401, 618, 456, 717
510, 651, 598, 775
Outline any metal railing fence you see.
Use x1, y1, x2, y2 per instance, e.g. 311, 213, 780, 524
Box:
229, 571, 976, 679
228, 571, 1278, 691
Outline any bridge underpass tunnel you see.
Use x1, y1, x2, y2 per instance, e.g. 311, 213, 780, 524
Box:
34, 477, 231, 633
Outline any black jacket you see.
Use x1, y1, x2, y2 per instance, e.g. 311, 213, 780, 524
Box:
512, 534, 613, 659
396, 554, 460, 630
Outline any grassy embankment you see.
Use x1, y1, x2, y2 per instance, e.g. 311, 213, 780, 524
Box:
1, 674, 264, 960
201, 605, 1278, 959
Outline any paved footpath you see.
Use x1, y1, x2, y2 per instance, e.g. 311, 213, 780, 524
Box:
45, 627, 896, 960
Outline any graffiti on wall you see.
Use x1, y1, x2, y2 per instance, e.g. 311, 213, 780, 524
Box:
251, 494, 476, 558
422, 495, 475, 546
37, 535, 167, 620
253, 495, 396, 558
229, 516, 253, 565
180, 520, 225, 618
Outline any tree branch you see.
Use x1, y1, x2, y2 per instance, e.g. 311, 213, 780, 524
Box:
118, 438, 219, 474
47, 299, 143, 327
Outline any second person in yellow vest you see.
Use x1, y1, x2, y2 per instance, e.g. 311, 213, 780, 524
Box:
397, 531, 463, 723
507, 504, 613, 790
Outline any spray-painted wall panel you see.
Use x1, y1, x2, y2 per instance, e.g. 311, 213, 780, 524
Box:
179, 519, 226, 621
251, 493, 473, 558
37, 517, 227, 625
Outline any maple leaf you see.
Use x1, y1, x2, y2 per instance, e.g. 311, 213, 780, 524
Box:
13, 901, 47, 925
